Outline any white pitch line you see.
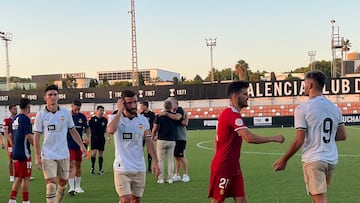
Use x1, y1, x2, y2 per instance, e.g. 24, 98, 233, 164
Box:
197, 140, 360, 157
346, 126, 360, 130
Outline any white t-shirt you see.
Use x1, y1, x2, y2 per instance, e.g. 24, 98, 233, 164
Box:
295, 95, 343, 164
33, 106, 75, 160
111, 114, 150, 172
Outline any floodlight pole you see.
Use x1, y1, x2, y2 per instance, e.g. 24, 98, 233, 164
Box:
0, 32, 12, 91
130, 0, 139, 86
308, 51, 316, 71
205, 38, 216, 83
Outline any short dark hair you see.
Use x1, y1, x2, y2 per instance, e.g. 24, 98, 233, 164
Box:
72, 100, 82, 106
97, 105, 104, 110
19, 98, 30, 110
121, 90, 136, 99
305, 70, 327, 90
139, 100, 149, 108
227, 81, 249, 97
8, 104, 16, 110
45, 84, 59, 93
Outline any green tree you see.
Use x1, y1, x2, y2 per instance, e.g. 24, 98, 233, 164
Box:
89, 79, 98, 88
112, 81, 132, 87
62, 74, 77, 89
235, 60, 249, 81
204, 68, 238, 82
285, 73, 301, 80
193, 74, 203, 84
100, 77, 110, 87
314, 60, 332, 78
180, 76, 186, 83
138, 73, 145, 86
248, 70, 263, 81
270, 72, 277, 81
293, 66, 310, 73
342, 38, 351, 60
356, 65, 360, 73
173, 76, 180, 85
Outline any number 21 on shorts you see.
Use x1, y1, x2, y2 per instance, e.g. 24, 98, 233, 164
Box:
219, 178, 230, 189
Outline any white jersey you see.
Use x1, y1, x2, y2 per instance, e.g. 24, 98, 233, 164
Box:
111, 114, 150, 172
33, 106, 75, 160
295, 95, 343, 164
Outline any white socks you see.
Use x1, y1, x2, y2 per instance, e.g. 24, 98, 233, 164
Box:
75, 176, 81, 189
68, 178, 75, 191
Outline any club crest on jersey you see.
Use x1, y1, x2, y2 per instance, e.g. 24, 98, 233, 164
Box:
61, 116, 65, 122
235, 118, 243, 126
78, 118, 83, 123
102, 122, 106, 126
138, 124, 143, 130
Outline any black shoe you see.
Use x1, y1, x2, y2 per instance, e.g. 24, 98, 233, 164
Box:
90, 168, 94, 175
98, 169, 104, 175
68, 190, 75, 196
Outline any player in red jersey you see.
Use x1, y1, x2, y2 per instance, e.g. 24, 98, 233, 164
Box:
3, 104, 18, 182
208, 81, 285, 203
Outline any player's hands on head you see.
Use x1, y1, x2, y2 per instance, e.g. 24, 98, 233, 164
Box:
117, 99, 124, 112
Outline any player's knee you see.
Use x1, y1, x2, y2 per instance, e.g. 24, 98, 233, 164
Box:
58, 179, 68, 187
120, 195, 132, 203
46, 182, 57, 200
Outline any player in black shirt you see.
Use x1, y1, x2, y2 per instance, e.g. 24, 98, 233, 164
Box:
139, 100, 156, 172
88, 105, 108, 175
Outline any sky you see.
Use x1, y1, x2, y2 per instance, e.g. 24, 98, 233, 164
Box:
0, 0, 359, 80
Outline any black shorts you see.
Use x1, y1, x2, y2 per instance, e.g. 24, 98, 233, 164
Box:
91, 137, 105, 151
174, 140, 186, 157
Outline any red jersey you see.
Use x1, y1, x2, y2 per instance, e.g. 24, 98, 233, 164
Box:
211, 106, 247, 176
3, 117, 13, 147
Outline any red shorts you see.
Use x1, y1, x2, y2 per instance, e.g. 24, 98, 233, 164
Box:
69, 149, 83, 162
208, 171, 246, 201
14, 158, 32, 178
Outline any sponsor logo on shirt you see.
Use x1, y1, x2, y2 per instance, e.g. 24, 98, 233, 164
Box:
47, 125, 56, 131
122, 133, 132, 139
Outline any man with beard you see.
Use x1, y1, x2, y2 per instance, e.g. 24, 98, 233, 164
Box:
107, 90, 159, 203
208, 81, 285, 203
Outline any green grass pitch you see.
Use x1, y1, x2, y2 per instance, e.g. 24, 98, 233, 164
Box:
1, 126, 360, 202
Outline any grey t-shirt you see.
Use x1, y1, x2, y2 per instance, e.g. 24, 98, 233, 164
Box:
176, 107, 187, 141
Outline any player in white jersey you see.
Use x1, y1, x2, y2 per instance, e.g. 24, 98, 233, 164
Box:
107, 90, 159, 203
273, 70, 347, 203
33, 84, 87, 203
